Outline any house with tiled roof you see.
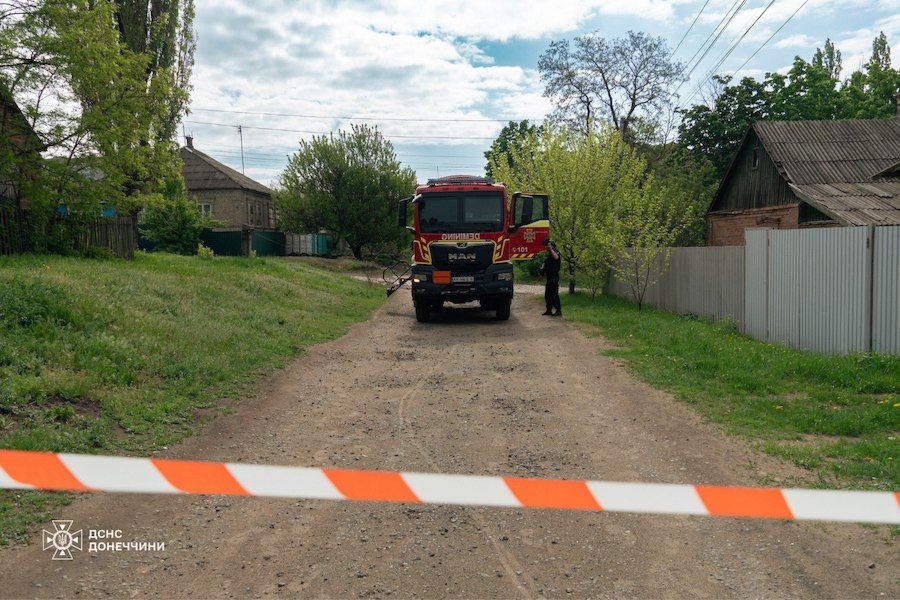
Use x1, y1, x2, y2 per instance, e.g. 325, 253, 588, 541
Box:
180, 137, 275, 229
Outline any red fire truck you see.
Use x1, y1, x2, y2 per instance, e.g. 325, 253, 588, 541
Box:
396, 175, 549, 322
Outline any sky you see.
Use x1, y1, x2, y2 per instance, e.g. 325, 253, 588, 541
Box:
180, 0, 900, 187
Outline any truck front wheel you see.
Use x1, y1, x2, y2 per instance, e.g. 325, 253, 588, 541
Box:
495, 298, 511, 321
414, 299, 431, 323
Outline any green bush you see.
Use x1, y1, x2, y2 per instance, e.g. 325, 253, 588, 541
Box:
139, 178, 214, 254
196, 243, 214, 260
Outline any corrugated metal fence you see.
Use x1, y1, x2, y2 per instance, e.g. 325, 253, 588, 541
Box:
607, 226, 899, 355
607, 246, 745, 324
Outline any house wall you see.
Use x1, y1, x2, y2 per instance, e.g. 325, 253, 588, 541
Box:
706, 204, 801, 246
714, 130, 797, 212
189, 189, 274, 229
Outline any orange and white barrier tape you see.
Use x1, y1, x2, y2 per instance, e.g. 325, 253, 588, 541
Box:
0, 450, 897, 524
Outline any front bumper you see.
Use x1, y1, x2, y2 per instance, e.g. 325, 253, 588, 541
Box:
410, 263, 513, 302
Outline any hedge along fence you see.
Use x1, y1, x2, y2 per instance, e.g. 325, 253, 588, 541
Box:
0, 205, 137, 259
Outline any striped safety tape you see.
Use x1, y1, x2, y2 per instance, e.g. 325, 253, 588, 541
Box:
0, 450, 897, 524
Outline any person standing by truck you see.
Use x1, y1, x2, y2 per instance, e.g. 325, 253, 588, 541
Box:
541, 239, 561, 316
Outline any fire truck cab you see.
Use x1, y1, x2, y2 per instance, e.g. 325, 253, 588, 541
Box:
397, 175, 549, 322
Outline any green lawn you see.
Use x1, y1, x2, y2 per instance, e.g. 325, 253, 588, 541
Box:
0, 252, 385, 544
563, 293, 899, 491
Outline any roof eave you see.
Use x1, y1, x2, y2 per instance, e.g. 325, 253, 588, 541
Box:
787, 184, 851, 225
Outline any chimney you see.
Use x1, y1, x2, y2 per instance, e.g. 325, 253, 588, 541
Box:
896, 90, 900, 118
185, 135, 194, 149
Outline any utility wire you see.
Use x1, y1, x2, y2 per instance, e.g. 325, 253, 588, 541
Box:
670, 0, 746, 99
680, 0, 743, 77
198, 144, 487, 160
184, 120, 496, 141
189, 107, 539, 124
683, 0, 748, 82
729, 0, 810, 77
672, 0, 712, 55
680, 0, 778, 107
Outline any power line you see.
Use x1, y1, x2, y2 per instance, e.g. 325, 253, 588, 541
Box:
672, 0, 712, 55
190, 107, 540, 124
683, 0, 748, 82
184, 120, 496, 141
680, 0, 743, 76
729, 0, 810, 77
670, 0, 745, 99
196, 143, 488, 160
680, 0, 778, 107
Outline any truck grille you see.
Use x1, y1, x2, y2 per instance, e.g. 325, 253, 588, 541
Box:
429, 241, 494, 271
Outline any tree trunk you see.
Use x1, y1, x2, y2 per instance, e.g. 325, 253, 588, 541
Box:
350, 243, 363, 260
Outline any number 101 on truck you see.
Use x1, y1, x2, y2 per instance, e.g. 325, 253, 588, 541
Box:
396, 175, 549, 322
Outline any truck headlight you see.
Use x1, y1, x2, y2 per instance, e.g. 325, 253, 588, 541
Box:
497, 272, 513, 281
413, 273, 428, 283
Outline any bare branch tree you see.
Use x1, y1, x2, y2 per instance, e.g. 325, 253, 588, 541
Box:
539, 31, 684, 142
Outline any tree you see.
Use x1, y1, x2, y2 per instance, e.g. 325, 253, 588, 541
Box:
0, 0, 192, 221
276, 124, 416, 259
678, 33, 900, 180
677, 75, 769, 177
599, 169, 692, 310
483, 120, 536, 179
539, 31, 683, 141
488, 124, 630, 294
537, 40, 596, 135
812, 38, 842, 80
842, 32, 900, 119
112, 0, 195, 145
139, 177, 214, 254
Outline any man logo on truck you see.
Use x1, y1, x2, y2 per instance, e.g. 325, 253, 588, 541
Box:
396, 175, 550, 323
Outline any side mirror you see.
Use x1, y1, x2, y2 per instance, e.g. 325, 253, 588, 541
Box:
398, 197, 411, 229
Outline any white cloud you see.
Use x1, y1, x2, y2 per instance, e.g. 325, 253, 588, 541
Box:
184, 0, 638, 182
773, 33, 818, 48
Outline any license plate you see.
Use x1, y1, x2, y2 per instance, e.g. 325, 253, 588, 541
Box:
451, 275, 475, 283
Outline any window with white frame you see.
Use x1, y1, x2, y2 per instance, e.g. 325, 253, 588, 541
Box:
199, 203, 212, 217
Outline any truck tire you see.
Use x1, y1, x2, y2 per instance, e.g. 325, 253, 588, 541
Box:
414, 299, 431, 323
495, 298, 511, 321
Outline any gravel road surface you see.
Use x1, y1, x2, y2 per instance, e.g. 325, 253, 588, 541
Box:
1, 291, 895, 598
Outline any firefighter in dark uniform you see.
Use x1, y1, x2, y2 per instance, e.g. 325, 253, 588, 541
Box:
540, 239, 562, 316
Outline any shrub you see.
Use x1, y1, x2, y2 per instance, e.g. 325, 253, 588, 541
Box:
139, 178, 215, 254
196, 243, 214, 260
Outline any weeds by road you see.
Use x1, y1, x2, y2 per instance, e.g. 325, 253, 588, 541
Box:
564, 294, 899, 491
0, 253, 385, 544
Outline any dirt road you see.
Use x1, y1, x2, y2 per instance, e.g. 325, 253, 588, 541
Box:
1, 291, 895, 598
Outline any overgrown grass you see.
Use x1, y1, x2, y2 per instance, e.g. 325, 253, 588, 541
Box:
563, 293, 899, 490
0, 252, 385, 544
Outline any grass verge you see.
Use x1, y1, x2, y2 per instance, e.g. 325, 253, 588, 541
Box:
0, 252, 385, 544
563, 293, 899, 491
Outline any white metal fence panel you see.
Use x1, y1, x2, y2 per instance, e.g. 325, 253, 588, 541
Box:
796, 227, 870, 354
607, 246, 745, 325
873, 227, 900, 354
606, 226, 898, 355
744, 229, 768, 340
766, 230, 802, 348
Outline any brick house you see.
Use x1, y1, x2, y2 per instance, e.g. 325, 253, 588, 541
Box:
180, 137, 275, 229
706, 118, 900, 246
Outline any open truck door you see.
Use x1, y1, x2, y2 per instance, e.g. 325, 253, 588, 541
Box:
508, 193, 550, 260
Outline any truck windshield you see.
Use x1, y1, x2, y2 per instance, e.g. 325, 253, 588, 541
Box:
417, 192, 504, 233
